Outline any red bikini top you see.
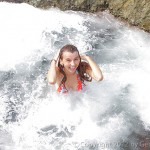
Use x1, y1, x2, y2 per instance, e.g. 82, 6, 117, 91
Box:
57, 70, 84, 93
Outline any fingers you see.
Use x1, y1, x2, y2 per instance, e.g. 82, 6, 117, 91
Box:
52, 50, 60, 67
54, 50, 60, 60
80, 54, 87, 60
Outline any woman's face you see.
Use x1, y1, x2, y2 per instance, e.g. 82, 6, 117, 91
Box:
60, 51, 80, 74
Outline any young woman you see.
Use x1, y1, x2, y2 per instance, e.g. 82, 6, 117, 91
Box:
47, 44, 103, 93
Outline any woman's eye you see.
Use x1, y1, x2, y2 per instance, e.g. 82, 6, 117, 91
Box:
75, 58, 79, 61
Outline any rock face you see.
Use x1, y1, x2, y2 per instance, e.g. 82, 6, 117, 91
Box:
109, 0, 150, 32
1, 0, 150, 32
23, 0, 109, 12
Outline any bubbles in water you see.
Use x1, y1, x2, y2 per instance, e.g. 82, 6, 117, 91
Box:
81, 43, 93, 54
0, 2, 150, 150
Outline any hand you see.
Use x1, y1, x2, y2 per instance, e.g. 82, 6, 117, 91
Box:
80, 54, 89, 61
53, 50, 60, 61
50, 50, 60, 67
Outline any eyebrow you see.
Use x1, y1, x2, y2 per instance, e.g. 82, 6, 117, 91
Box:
74, 56, 80, 59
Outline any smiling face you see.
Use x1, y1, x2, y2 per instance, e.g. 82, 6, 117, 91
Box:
60, 51, 80, 74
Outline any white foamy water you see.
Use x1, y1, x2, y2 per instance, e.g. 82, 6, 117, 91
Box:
0, 2, 150, 150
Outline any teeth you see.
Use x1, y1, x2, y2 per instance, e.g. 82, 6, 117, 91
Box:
70, 67, 75, 69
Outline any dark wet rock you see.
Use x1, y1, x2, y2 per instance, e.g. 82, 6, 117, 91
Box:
109, 0, 150, 32
40, 125, 58, 133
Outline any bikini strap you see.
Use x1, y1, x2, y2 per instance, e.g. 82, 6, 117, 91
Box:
76, 70, 83, 91
76, 70, 80, 79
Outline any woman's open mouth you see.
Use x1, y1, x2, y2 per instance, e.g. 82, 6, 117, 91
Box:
69, 66, 76, 71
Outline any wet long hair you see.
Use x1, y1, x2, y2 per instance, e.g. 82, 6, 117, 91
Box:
58, 44, 92, 85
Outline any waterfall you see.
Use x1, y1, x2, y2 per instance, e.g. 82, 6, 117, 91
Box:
0, 2, 150, 150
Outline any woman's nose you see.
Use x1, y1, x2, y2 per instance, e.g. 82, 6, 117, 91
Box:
70, 61, 75, 65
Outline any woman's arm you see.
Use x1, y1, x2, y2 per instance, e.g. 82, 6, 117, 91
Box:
47, 51, 60, 84
81, 55, 103, 81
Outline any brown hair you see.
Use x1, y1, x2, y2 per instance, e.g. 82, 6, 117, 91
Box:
58, 44, 92, 85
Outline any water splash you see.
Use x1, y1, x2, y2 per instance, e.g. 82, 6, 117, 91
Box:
0, 2, 150, 150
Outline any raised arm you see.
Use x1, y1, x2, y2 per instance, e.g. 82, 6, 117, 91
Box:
81, 55, 103, 81
47, 51, 60, 84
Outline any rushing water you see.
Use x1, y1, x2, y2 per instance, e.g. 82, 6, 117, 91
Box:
0, 2, 150, 150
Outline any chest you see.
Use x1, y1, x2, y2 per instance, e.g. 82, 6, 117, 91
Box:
65, 76, 78, 90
